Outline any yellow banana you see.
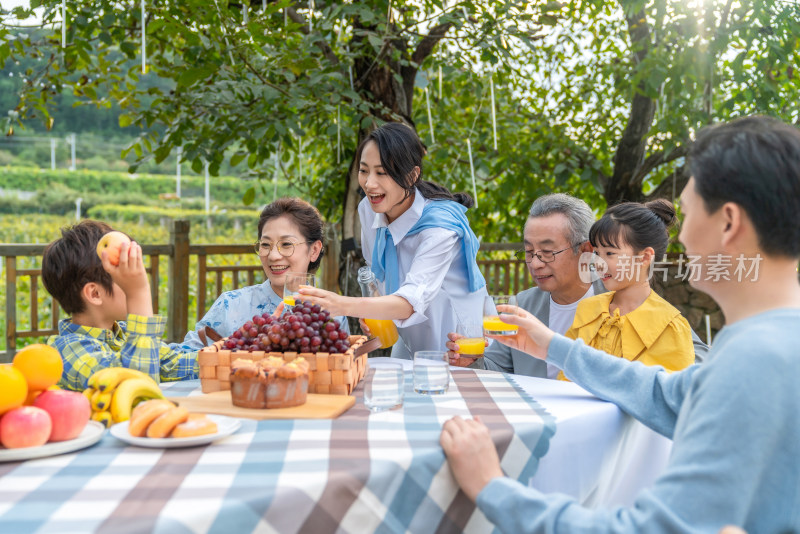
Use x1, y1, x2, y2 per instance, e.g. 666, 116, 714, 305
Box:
91, 389, 113, 412
82, 387, 96, 402
89, 367, 157, 392
91, 410, 113, 428
109, 378, 164, 423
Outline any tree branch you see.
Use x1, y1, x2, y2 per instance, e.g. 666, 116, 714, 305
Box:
411, 22, 454, 66
606, 3, 656, 204
646, 164, 690, 202
633, 143, 690, 185
285, 6, 339, 66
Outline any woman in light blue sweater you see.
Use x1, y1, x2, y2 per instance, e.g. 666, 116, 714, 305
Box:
440, 116, 800, 533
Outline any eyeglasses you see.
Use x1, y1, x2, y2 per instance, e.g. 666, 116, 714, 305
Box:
515, 246, 574, 264
253, 241, 314, 258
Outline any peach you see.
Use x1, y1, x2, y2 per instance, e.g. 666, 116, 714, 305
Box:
0, 406, 52, 448
96, 231, 131, 266
33, 390, 91, 442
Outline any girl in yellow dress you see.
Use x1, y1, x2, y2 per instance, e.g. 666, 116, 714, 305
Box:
558, 199, 694, 380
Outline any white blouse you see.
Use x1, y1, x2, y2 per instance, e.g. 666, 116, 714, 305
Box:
359, 189, 489, 359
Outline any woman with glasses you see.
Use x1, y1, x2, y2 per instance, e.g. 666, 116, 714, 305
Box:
171, 197, 348, 351
298, 123, 488, 359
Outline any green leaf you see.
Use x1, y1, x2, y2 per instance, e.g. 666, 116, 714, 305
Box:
368, 34, 383, 50
177, 65, 217, 88
230, 152, 247, 167
243, 187, 256, 205
539, 15, 558, 26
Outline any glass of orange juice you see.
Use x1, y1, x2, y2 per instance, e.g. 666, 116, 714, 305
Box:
283, 272, 315, 307
483, 295, 518, 335
455, 323, 486, 356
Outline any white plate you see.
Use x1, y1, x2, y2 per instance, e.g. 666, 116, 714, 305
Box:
0, 421, 106, 463
110, 414, 241, 448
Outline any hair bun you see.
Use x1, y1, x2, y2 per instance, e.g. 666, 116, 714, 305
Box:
645, 198, 678, 228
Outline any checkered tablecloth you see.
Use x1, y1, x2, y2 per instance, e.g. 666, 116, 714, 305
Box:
0, 369, 554, 534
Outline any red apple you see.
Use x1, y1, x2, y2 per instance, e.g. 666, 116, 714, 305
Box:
33, 390, 91, 442
0, 406, 52, 448
96, 231, 132, 266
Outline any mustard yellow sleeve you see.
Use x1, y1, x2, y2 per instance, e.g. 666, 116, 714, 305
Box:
559, 324, 583, 381
565, 323, 579, 341
637, 316, 695, 372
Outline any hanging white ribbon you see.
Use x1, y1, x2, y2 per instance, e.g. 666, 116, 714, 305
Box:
425, 86, 435, 145
243, 3, 248, 25
298, 136, 304, 182
345, 41, 354, 89
309, 0, 314, 32
273, 147, 280, 201
336, 105, 341, 164
490, 74, 497, 151
61, 0, 66, 48
204, 161, 210, 214
438, 65, 443, 100
141, 0, 146, 73
466, 138, 478, 208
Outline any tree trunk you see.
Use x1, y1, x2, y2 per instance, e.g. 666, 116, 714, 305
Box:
605, 5, 656, 206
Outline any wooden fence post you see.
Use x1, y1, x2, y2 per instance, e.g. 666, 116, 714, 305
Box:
3, 256, 17, 363
322, 225, 340, 292
168, 220, 190, 343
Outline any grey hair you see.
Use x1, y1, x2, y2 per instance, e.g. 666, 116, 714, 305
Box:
527, 193, 595, 251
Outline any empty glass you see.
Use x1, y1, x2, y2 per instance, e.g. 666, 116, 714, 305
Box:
413, 351, 450, 395
364, 362, 405, 412
483, 295, 519, 335
283, 272, 315, 307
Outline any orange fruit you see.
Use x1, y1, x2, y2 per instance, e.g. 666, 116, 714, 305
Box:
0, 364, 28, 415
13, 344, 64, 391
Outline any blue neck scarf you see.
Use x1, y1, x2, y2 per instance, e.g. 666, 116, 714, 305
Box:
371, 199, 486, 295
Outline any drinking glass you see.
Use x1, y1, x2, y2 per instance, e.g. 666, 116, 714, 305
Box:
483, 295, 519, 335
364, 362, 404, 412
455, 323, 486, 357
413, 351, 450, 395
283, 272, 315, 307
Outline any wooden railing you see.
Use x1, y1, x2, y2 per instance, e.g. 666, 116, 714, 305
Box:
0, 220, 526, 361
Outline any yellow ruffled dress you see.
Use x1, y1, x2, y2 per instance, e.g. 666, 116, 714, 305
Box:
557, 290, 694, 381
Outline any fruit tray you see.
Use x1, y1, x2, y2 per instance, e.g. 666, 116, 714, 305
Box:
197, 335, 371, 396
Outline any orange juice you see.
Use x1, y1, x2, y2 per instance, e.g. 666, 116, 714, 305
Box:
283, 296, 296, 306
483, 315, 518, 335
456, 337, 485, 355
364, 319, 400, 349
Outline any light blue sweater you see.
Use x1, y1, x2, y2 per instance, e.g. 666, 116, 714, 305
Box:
477, 308, 800, 533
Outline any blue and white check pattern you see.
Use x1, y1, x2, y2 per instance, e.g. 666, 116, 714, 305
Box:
0, 369, 554, 534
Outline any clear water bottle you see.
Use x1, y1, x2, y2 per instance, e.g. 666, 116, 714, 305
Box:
357, 266, 400, 349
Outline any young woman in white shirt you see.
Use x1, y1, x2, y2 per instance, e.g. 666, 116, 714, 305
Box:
299, 123, 488, 359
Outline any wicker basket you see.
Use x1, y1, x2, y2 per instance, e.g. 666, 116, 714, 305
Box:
197, 335, 370, 395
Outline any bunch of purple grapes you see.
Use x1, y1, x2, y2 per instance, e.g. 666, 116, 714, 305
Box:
223, 301, 351, 354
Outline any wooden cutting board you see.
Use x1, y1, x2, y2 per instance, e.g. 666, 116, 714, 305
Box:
167, 391, 355, 420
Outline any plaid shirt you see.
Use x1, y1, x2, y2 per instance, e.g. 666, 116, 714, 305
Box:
47, 314, 198, 391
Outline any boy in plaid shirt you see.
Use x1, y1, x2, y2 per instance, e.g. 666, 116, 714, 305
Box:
42, 220, 197, 391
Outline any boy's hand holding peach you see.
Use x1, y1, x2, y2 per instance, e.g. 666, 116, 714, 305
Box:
96, 231, 152, 316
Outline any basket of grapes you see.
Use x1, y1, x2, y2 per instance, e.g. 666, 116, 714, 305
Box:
197, 302, 371, 395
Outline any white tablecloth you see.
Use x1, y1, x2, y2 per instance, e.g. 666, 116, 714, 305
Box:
373, 357, 672, 508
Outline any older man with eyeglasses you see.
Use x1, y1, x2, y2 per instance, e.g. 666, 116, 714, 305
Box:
448, 193, 707, 377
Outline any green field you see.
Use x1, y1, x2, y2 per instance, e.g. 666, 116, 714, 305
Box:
0, 165, 293, 352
